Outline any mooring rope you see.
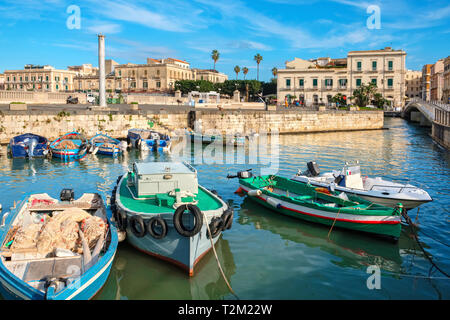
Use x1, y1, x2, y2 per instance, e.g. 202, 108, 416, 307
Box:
327, 208, 342, 239
202, 211, 239, 300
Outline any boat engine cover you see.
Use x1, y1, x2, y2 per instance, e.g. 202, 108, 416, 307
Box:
60, 189, 74, 202
307, 161, 320, 177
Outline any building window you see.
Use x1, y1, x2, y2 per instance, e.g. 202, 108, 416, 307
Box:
46, 84, 49, 89
157, 70, 160, 76
65, 85, 68, 90
143, 81, 148, 88
356, 78, 361, 87
25, 76, 28, 81
313, 78, 318, 87
357, 61, 362, 71
299, 79, 304, 87
20, 77, 22, 82
372, 61, 377, 71
387, 78, 393, 88
339, 79, 347, 88
286, 79, 291, 87
325, 79, 333, 87
46, 76, 49, 81
118, 70, 122, 76
388, 61, 393, 71
13, 77, 16, 82
371, 78, 377, 86
156, 81, 161, 88
56, 84, 59, 90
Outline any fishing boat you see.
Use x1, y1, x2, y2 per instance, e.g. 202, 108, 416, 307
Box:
8, 133, 49, 158
49, 132, 89, 161
127, 129, 171, 152
184, 129, 246, 146
111, 162, 233, 276
0, 190, 118, 300
291, 161, 432, 210
228, 170, 403, 240
89, 134, 127, 157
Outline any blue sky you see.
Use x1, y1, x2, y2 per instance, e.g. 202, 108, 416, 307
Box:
0, 0, 449, 81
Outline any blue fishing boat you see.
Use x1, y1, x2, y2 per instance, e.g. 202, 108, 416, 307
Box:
49, 132, 89, 161
8, 133, 49, 158
0, 190, 118, 300
89, 134, 127, 157
112, 162, 233, 276
127, 129, 171, 152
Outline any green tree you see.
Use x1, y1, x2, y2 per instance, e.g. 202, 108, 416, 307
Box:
234, 66, 241, 80
211, 49, 220, 71
254, 53, 263, 81
331, 93, 347, 106
272, 67, 277, 78
352, 82, 378, 108
242, 67, 249, 80
373, 93, 390, 108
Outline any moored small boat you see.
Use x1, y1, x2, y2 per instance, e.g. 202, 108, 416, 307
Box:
127, 129, 171, 152
8, 133, 49, 158
89, 134, 127, 156
49, 132, 89, 161
291, 161, 432, 210
228, 170, 403, 240
112, 162, 233, 276
0, 190, 118, 300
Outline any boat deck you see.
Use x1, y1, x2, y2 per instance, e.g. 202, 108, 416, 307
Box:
118, 176, 223, 214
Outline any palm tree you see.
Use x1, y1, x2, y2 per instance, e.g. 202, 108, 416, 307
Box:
254, 53, 263, 81
234, 65, 241, 80
272, 67, 278, 78
211, 50, 220, 71
242, 67, 249, 80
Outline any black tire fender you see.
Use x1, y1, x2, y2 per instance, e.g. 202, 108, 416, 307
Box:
147, 216, 168, 239
129, 215, 146, 238
173, 204, 203, 237
221, 208, 234, 230
208, 216, 223, 239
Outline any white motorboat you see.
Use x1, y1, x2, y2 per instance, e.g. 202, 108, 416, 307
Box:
291, 161, 432, 210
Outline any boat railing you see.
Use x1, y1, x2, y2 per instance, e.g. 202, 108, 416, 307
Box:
369, 184, 419, 193
183, 161, 197, 174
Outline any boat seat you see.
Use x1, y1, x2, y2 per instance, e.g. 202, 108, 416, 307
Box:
293, 195, 313, 200
5, 256, 83, 281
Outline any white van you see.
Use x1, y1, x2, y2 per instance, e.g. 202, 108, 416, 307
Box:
86, 93, 95, 104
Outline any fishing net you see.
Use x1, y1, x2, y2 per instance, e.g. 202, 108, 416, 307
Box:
10, 223, 43, 250
81, 216, 108, 250
57, 140, 77, 149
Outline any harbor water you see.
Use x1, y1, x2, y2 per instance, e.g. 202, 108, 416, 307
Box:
0, 117, 449, 299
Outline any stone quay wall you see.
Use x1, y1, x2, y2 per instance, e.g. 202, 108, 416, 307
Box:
0, 108, 383, 144
0, 91, 87, 104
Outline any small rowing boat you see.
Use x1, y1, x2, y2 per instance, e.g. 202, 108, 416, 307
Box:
49, 132, 89, 161
89, 134, 127, 157
292, 161, 432, 210
228, 170, 403, 240
8, 133, 49, 158
127, 129, 171, 152
0, 190, 118, 300
112, 162, 233, 276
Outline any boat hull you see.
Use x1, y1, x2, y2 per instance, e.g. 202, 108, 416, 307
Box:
239, 184, 402, 239
291, 177, 431, 210
51, 148, 88, 161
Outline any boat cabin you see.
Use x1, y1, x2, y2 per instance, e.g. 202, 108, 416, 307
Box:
130, 162, 198, 197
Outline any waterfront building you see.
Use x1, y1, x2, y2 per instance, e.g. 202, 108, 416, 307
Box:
192, 68, 228, 83
0, 74, 4, 90
277, 47, 407, 108
421, 64, 432, 101
430, 59, 444, 102
442, 56, 450, 103
3, 65, 77, 92
68, 63, 99, 76
405, 70, 422, 99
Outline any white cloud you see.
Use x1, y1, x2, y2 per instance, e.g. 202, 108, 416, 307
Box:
86, 22, 122, 35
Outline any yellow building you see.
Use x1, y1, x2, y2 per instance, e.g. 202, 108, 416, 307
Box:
192, 69, 228, 83
442, 56, 450, 104
405, 70, 422, 99
0, 74, 5, 90
430, 59, 444, 102
421, 64, 432, 101
4, 65, 77, 92
277, 47, 407, 107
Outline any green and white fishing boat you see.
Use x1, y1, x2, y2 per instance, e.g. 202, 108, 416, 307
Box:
112, 162, 233, 276
228, 170, 403, 240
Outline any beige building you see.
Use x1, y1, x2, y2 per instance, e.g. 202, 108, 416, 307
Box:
0, 74, 5, 90
74, 57, 228, 93
405, 70, 422, 99
430, 59, 444, 102
444, 56, 450, 104
4, 65, 77, 92
277, 47, 407, 107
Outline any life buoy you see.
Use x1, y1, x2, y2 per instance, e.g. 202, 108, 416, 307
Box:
221, 208, 234, 230
147, 216, 168, 239
129, 215, 146, 238
173, 204, 203, 237
208, 216, 223, 239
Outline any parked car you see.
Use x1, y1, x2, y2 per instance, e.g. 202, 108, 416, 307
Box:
86, 93, 95, 104
66, 96, 79, 104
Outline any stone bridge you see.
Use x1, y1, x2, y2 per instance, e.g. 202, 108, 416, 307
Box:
403, 98, 450, 148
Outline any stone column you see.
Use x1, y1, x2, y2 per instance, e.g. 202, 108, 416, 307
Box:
233, 90, 240, 102
98, 34, 106, 107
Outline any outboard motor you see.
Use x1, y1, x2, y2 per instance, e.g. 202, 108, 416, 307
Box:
25, 138, 39, 157
306, 161, 320, 177
60, 189, 74, 202
227, 169, 253, 179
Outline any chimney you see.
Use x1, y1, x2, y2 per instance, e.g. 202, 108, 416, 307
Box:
98, 34, 106, 107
